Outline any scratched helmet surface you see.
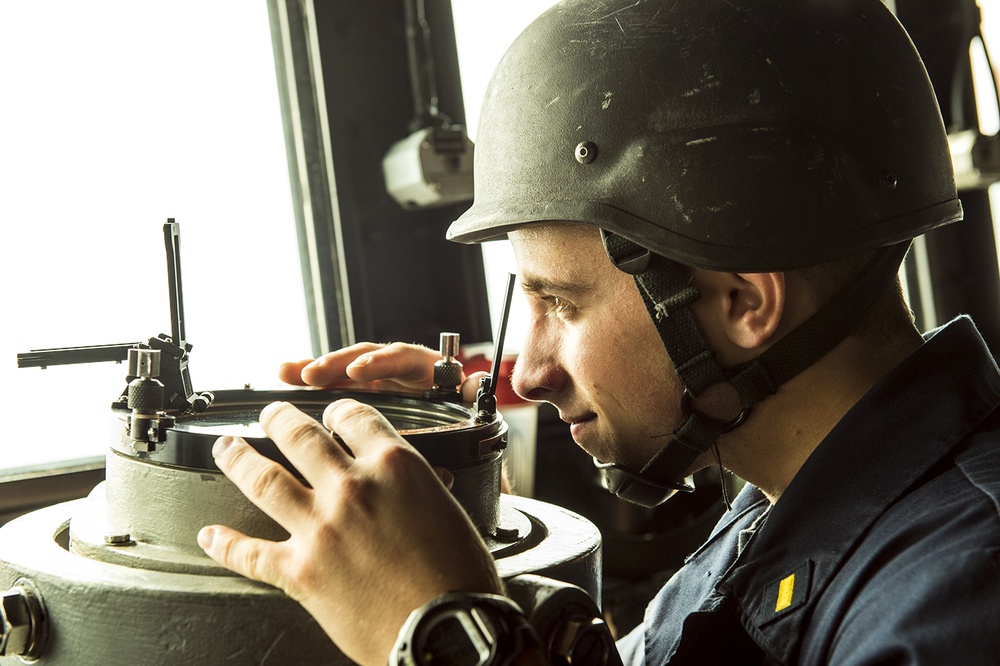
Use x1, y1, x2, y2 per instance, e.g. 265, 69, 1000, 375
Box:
448, 0, 962, 270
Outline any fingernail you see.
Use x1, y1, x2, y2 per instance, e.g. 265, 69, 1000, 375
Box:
435, 467, 455, 491
213, 436, 234, 458
348, 355, 371, 368
197, 526, 215, 550
260, 401, 290, 423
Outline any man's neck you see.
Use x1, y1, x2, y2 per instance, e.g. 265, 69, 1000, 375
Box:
720, 327, 925, 504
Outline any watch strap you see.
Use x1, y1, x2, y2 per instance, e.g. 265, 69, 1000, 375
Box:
391, 593, 541, 666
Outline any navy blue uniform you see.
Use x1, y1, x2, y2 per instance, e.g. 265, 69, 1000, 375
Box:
618, 317, 1000, 664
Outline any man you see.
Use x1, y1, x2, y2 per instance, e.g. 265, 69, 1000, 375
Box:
198, 0, 1000, 663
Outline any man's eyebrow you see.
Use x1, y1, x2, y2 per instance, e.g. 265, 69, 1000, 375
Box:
519, 275, 593, 298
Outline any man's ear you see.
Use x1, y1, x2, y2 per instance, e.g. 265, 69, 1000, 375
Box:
730, 272, 785, 349
690, 270, 785, 359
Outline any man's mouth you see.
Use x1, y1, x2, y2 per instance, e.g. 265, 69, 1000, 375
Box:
561, 411, 595, 425
563, 412, 597, 439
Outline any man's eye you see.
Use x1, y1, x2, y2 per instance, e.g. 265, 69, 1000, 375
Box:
547, 296, 574, 315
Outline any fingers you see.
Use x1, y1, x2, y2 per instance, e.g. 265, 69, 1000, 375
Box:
299, 343, 386, 387
322, 399, 415, 459
211, 435, 313, 530
259, 402, 354, 484
461, 370, 489, 402
278, 360, 314, 386
283, 343, 473, 403
305, 342, 439, 389
198, 524, 287, 589
345, 343, 439, 384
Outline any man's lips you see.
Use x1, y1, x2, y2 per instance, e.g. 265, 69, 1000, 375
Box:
563, 413, 597, 439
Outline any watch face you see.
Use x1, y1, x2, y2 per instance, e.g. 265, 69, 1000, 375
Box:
421, 611, 493, 666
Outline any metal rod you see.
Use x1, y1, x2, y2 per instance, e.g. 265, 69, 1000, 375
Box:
16, 343, 139, 368
163, 220, 186, 345
403, 0, 441, 129
486, 273, 517, 396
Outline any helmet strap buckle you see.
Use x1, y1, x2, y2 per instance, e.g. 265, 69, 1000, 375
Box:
681, 388, 752, 434
600, 229, 651, 274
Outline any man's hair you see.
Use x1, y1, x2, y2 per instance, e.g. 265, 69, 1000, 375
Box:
795, 244, 917, 345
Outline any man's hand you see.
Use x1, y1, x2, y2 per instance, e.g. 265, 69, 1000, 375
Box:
198, 399, 504, 666
279, 342, 485, 402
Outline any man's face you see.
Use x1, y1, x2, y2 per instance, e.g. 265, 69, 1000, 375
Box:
509, 223, 682, 471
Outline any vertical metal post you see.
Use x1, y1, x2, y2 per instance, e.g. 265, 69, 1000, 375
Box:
267, 0, 354, 355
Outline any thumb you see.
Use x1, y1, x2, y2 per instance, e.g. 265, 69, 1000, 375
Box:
433, 466, 455, 490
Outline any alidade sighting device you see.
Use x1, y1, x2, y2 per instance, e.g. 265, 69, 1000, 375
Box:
2, 220, 610, 665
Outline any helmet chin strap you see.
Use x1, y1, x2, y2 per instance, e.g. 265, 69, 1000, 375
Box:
599, 230, 910, 508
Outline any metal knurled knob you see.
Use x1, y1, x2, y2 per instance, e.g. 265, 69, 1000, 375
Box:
128, 378, 165, 412
433, 362, 463, 392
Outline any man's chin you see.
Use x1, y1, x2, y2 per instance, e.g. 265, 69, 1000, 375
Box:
565, 421, 662, 472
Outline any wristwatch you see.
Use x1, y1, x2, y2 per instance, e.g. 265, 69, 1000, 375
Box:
390, 593, 541, 666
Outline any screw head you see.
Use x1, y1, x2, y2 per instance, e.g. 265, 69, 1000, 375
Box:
575, 141, 598, 164
878, 168, 898, 191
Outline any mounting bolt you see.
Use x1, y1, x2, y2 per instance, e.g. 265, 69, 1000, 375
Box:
0, 580, 46, 659
104, 533, 135, 546
494, 526, 520, 542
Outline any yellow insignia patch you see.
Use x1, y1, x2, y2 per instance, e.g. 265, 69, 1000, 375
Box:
759, 561, 813, 627
775, 573, 796, 612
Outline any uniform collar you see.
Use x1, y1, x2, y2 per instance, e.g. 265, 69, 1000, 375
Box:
717, 316, 1000, 661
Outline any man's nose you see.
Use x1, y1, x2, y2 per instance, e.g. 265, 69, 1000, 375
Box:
510, 326, 567, 402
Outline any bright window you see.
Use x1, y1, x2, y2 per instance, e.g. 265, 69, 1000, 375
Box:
0, 2, 309, 470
